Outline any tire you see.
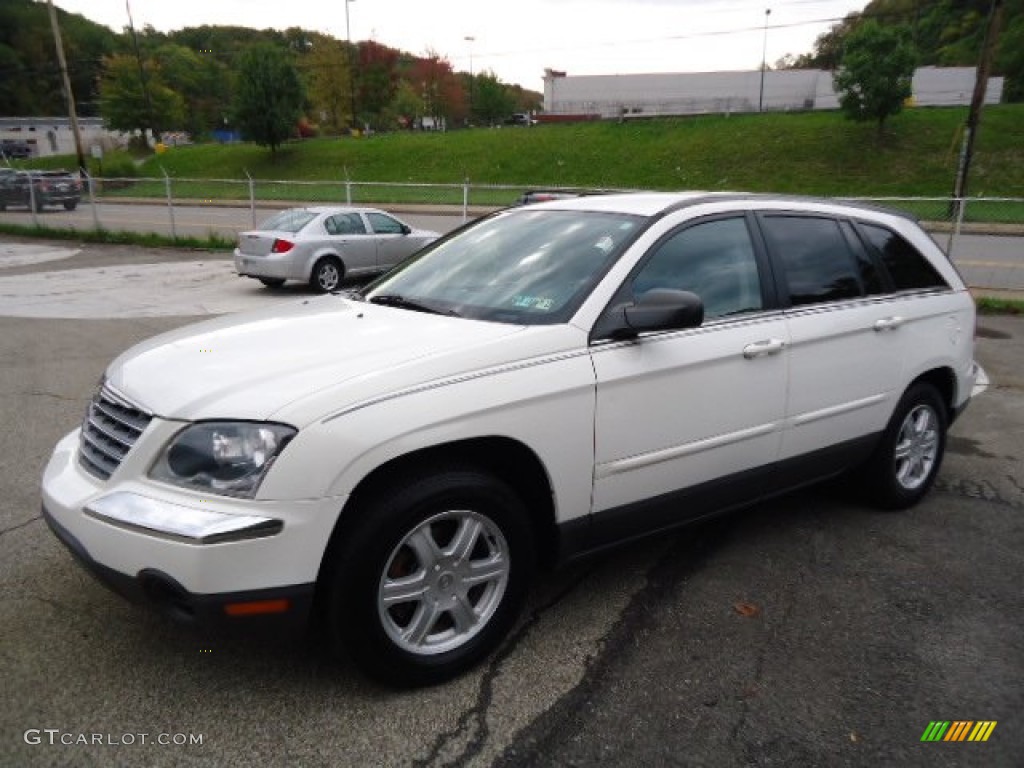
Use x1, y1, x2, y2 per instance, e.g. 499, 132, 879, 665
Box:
33, 198, 45, 212
323, 466, 536, 687
861, 382, 948, 510
258, 277, 286, 288
63, 200, 78, 211
310, 256, 344, 293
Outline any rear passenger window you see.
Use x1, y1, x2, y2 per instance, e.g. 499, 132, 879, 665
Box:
859, 223, 949, 291
760, 216, 863, 306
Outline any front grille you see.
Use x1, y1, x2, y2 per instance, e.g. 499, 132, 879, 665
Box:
78, 387, 153, 480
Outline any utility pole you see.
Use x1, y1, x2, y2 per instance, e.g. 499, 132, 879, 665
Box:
46, 0, 86, 174
952, 0, 1004, 202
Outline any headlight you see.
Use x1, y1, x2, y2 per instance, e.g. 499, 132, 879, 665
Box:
150, 421, 296, 498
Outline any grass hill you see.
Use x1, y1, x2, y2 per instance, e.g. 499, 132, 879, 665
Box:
113, 105, 1024, 199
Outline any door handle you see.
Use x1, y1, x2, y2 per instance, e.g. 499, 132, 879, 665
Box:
874, 316, 905, 332
743, 338, 787, 359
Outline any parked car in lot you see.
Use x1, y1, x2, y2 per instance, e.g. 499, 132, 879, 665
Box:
233, 206, 440, 292
42, 193, 982, 686
0, 169, 81, 211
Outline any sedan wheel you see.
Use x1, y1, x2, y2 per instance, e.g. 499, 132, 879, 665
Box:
310, 257, 343, 293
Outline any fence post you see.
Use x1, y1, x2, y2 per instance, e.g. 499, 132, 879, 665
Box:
27, 171, 39, 227
945, 197, 966, 258
84, 171, 100, 231
344, 166, 352, 205
245, 169, 256, 228
162, 167, 177, 240
463, 177, 470, 222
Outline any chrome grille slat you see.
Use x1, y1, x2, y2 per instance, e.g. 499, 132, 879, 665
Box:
77, 387, 153, 480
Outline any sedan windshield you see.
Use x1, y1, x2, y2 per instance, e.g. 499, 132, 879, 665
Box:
364, 209, 642, 324
259, 209, 318, 233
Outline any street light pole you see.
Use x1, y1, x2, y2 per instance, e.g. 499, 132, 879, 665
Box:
759, 8, 771, 113
345, 0, 357, 131
464, 36, 475, 124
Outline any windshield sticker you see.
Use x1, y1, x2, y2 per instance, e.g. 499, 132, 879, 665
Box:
512, 295, 555, 311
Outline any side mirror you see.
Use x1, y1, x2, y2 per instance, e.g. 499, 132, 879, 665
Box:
400, 224, 412, 235
615, 289, 704, 338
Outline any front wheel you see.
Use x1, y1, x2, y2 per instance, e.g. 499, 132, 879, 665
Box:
861, 382, 948, 510
324, 467, 536, 687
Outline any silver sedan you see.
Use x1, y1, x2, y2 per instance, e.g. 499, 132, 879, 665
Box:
233, 206, 440, 292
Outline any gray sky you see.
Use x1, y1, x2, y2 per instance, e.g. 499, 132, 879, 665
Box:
54, 0, 867, 90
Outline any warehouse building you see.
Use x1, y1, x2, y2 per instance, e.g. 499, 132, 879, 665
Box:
541, 66, 1004, 120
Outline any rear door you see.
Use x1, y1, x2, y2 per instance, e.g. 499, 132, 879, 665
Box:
757, 213, 903, 463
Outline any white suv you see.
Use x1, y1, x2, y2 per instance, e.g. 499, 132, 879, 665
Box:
41, 193, 982, 686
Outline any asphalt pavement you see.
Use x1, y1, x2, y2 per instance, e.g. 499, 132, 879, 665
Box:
1, 240, 1021, 767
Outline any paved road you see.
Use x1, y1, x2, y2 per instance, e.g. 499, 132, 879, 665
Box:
1, 202, 1022, 292
1, 241, 1022, 767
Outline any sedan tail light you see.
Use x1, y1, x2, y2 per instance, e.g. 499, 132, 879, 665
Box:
271, 239, 295, 254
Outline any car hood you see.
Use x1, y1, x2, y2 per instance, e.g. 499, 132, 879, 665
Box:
105, 296, 578, 424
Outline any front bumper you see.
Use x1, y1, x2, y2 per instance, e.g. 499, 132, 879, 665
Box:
41, 429, 346, 628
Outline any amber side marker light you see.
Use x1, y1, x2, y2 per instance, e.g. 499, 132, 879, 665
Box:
224, 599, 290, 616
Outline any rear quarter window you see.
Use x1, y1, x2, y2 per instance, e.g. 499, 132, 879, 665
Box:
858, 223, 949, 291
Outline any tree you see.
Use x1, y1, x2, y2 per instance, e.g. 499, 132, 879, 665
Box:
301, 33, 352, 134
834, 21, 917, 131
232, 43, 305, 153
99, 53, 185, 140
471, 71, 515, 125
152, 43, 230, 138
356, 40, 400, 128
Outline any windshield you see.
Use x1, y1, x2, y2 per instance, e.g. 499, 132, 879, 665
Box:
364, 209, 642, 324
259, 209, 318, 233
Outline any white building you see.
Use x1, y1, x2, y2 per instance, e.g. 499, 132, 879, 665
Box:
542, 67, 1004, 120
0, 117, 130, 159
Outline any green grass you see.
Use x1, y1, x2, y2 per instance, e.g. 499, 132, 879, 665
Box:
118, 105, 1024, 196
0, 222, 234, 250
976, 296, 1024, 315
10, 104, 1024, 220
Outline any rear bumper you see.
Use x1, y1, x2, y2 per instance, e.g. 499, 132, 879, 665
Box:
233, 248, 303, 281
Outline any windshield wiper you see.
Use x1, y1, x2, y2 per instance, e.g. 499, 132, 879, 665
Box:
368, 294, 460, 316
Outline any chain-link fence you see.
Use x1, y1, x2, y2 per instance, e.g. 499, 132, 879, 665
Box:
4, 173, 1023, 244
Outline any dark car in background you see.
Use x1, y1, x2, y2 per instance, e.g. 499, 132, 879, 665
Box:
0, 169, 81, 212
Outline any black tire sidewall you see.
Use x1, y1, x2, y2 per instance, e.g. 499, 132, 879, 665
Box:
865, 382, 948, 510
327, 468, 536, 686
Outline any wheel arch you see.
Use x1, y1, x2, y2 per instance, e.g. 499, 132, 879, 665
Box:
314, 436, 558, 597
907, 366, 957, 422
307, 249, 344, 279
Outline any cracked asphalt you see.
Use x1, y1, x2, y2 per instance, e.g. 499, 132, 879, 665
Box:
1, 241, 1022, 767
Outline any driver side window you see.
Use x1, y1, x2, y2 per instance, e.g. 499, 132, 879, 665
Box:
632, 217, 763, 319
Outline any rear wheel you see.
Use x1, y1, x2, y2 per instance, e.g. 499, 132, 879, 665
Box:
861, 382, 948, 510
63, 200, 77, 211
323, 466, 535, 687
310, 256, 343, 293
258, 277, 286, 288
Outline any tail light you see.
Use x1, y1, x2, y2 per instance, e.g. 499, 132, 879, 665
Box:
271, 239, 295, 254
